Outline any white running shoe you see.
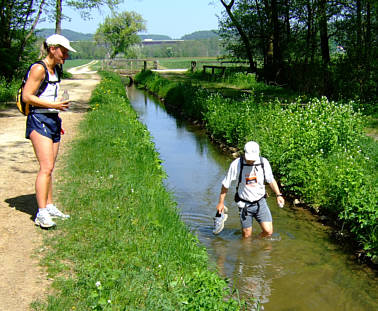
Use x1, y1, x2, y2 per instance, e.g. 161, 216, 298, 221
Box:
213, 206, 228, 235
35, 209, 56, 228
46, 204, 70, 219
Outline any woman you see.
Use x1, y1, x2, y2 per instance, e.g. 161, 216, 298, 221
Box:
22, 34, 76, 228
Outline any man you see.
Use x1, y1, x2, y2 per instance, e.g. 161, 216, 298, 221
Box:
214, 141, 284, 237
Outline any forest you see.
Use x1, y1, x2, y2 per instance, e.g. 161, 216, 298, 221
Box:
217, 0, 377, 112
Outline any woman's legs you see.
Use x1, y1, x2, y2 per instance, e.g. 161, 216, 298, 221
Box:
30, 130, 59, 210
46, 141, 60, 205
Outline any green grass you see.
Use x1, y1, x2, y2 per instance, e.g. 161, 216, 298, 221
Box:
157, 57, 219, 69
34, 71, 244, 310
64, 59, 94, 69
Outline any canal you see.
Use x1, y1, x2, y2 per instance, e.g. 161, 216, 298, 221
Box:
127, 86, 377, 311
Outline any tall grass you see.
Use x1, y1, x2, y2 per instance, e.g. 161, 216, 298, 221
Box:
34, 71, 244, 310
134, 70, 377, 262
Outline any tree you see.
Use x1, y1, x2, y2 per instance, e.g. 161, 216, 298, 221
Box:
50, 0, 123, 34
0, 0, 45, 78
95, 11, 145, 58
217, 0, 377, 102
219, 0, 257, 72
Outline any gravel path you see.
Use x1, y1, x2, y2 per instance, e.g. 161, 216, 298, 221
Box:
0, 63, 100, 310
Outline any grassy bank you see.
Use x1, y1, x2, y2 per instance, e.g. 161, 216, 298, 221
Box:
33, 71, 243, 310
134, 70, 377, 263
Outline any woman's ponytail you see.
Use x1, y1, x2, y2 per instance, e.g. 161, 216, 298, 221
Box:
38, 41, 49, 59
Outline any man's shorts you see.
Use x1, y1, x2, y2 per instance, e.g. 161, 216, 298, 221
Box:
238, 198, 272, 229
26, 113, 62, 143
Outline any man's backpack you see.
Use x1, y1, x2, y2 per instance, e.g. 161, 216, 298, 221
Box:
16, 61, 62, 116
234, 156, 266, 203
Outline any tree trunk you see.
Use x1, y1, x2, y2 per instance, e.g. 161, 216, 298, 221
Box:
365, 0, 371, 60
356, 0, 363, 60
254, 0, 267, 65
318, 0, 330, 65
284, 0, 291, 61
23, 0, 46, 43
305, 0, 313, 64
18, 0, 46, 62
271, 0, 281, 65
55, 0, 62, 34
220, 0, 256, 72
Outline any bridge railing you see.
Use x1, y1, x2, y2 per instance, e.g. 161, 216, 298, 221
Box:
101, 58, 159, 74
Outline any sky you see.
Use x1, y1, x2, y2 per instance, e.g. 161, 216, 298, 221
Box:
37, 0, 225, 39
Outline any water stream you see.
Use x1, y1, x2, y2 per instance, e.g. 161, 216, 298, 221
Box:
127, 86, 377, 311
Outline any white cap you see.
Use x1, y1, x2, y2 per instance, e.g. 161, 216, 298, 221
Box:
45, 34, 77, 52
244, 141, 260, 161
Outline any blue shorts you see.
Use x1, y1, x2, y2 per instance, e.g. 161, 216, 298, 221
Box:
239, 198, 272, 229
26, 113, 62, 143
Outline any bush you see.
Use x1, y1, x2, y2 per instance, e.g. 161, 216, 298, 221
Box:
0, 77, 19, 102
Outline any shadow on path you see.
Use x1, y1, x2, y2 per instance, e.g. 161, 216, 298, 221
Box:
5, 193, 38, 219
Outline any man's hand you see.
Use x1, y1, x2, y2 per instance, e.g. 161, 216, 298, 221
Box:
277, 195, 285, 208
216, 202, 225, 214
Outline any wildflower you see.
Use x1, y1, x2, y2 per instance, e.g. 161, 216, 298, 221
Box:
95, 281, 101, 288
108, 300, 112, 304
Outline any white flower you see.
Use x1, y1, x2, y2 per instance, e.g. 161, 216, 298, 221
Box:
107, 300, 112, 304
95, 281, 101, 288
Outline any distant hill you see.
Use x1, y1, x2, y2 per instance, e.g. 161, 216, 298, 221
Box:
139, 34, 172, 40
181, 30, 219, 40
35, 29, 218, 42
35, 29, 94, 41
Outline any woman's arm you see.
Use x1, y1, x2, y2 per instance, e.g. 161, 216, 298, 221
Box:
22, 64, 69, 110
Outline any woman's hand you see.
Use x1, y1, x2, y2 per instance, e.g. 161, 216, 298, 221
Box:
54, 100, 70, 111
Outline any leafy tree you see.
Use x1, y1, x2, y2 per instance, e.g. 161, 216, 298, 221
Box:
49, 0, 123, 34
95, 11, 146, 58
218, 0, 377, 104
0, 0, 45, 79
219, 0, 257, 71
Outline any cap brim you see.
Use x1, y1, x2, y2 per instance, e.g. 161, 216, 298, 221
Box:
245, 153, 259, 161
65, 45, 76, 53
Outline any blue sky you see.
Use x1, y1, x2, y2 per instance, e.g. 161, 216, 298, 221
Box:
37, 0, 225, 39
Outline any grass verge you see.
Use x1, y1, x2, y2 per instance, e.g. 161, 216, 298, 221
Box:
32, 71, 244, 310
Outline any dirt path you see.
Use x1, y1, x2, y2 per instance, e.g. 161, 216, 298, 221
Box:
0, 63, 100, 311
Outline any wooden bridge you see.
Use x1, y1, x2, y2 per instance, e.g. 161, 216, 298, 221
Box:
101, 58, 159, 75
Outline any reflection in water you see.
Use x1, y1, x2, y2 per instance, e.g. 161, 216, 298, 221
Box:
127, 86, 378, 311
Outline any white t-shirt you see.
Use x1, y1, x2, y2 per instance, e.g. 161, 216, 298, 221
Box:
222, 157, 274, 203
31, 64, 60, 113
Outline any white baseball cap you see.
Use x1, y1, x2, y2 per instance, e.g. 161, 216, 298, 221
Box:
244, 141, 260, 161
45, 34, 77, 52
